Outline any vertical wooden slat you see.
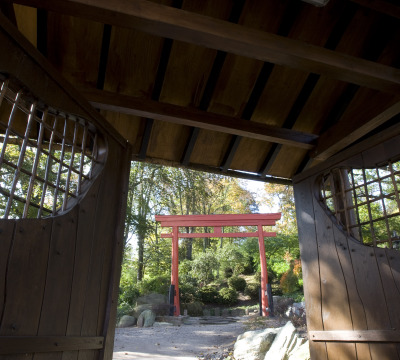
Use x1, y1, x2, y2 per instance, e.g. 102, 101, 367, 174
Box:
77, 143, 120, 360
0, 221, 15, 327
0, 218, 52, 360
33, 207, 79, 360
101, 143, 131, 360
348, 236, 398, 358
60, 178, 101, 360
294, 179, 327, 360
312, 195, 357, 359
333, 227, 372, 359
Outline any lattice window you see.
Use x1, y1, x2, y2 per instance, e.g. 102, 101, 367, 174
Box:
318, 161, 400, 249
0, 77, 99, 219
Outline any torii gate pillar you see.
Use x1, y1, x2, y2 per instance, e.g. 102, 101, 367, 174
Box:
156, 213, 281, 317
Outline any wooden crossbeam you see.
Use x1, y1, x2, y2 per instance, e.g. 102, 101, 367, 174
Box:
350, 0, 400, 20
311, 100, 400, 161
310, 330, 400, 343
82, 88, 317, 149
161, 231, 276, 238
0, 336, 104, 353
13, 0, 400, 95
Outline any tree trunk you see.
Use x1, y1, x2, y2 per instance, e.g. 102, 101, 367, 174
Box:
137, 233, 145, 281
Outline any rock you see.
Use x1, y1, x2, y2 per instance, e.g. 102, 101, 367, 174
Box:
214, 308, 220, 316
234, 328, 279, 360
285, 302, 306, 317
263, 321, 296, 360
137, 309, 156, 328
118, 315, 136, 328
133, 293, 170, 317
222, 309, 229, 317
287, 340, 310, 360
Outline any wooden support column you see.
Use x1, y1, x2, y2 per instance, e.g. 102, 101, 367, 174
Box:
258, 224, 269, 317
171, 226, 180, 316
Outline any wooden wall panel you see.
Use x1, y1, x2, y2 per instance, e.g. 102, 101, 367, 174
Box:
294, 132, 400, 359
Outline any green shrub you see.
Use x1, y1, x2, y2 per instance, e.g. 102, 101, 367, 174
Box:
244, 282, 260, 300
138, 274, 170, 295
218, 288, 238, 305
116, 302, 134, 322
198, 286, 220, 303
118, 283, 140, 306
224, 267, 233, 278
228, 276, 247, 292
179, 283, 198, 303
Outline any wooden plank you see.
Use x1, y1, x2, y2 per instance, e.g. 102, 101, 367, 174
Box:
132, 154, 292, 185
160, 231, 276, 239
293, 122, 400, 183
60, 178, 101, 360
83, 88, 317, 149
0, 337, 103, 353
311, 97, 400, 161
387, 249, 400, 356
310, 330, 400, 343
13, 0, 400, 95
347, 232, 399, 358
332, 227, 371, 359
312, 195, 357, 359
350, 0, 400, 20
101, 143, 131, 360
293, 179, 328, 360
33, 208, 79, 360
0, 220, 15, 327
0, 219, 52, 339
0, 12, 126, 147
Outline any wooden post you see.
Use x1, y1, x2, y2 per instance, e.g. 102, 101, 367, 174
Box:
258, 224, 269, 317
171, 226, 180, 316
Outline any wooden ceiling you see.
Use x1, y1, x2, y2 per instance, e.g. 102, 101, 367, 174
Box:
3, 0, 400, 183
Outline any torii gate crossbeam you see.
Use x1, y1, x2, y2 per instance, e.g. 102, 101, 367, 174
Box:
155, 213, 281, 317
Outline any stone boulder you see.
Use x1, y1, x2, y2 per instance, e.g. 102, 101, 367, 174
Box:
133, 293, 170, 317
234, 328, 279, 360
137, 309, 156, 328
117, 315, 136, 328
264, 321, 309, 360
286, 301, 306, 317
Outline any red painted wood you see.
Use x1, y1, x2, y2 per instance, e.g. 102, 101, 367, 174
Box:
258, 225, 269, 317
156, 213, 281, 317
160, 232, 277, 238
171, 226, 180, 316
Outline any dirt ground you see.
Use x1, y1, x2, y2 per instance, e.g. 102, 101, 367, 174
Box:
113, 321, 243, 360
113, 315, 288, 360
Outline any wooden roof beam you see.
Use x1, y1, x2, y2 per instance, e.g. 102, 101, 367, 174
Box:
13, 0, 400, 95
311, 100, 400, 161
350, 0, 400, 20
82, 88, 318, 149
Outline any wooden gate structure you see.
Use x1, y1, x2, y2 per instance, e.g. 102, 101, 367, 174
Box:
155, 213, 281, 317
1, 0, 400, 358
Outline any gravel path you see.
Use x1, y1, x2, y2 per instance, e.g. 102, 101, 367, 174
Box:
113, 319, 247, 360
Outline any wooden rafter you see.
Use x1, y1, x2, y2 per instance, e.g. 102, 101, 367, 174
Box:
350, 0, 400, 20
311, 100, 400, 161
82, 89, 318, 149
13, 0, 400, 95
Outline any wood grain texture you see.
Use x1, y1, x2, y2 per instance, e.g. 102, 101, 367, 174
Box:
294, 179, 328, 360
13, 0, 400, 94
0, 336, 103, 353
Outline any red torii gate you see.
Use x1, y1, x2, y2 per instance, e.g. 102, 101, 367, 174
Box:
155, 213, 281, 317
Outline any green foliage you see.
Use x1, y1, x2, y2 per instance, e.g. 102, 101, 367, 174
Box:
138, 274, 170, 295
191, 250, 218, 284
228, 276, 247, 292
244, 282, 260, 300
217, 243, 251, 276
198, 286, 220, 304
218, 287, 238, 305
117, 302, 134, 322
179, 283, 198, 303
